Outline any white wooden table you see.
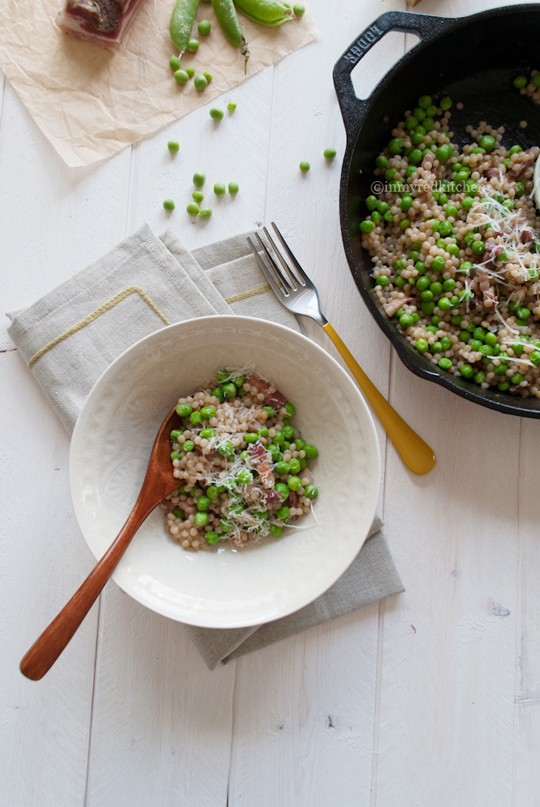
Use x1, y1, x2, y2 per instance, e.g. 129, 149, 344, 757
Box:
2, 0, 539, 803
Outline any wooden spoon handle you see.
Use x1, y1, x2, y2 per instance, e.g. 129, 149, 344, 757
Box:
20, 498, 151, 681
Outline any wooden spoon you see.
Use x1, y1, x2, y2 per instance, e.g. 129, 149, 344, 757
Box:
20, 404, 183, 681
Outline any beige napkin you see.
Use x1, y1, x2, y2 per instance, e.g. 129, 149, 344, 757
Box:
0, 0, 318, 167
6, 223, 404, 669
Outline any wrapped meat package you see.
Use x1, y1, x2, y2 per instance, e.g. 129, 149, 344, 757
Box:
56, 0, 147, 50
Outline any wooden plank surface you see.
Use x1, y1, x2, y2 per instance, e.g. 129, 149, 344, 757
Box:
1, 0, 540, 804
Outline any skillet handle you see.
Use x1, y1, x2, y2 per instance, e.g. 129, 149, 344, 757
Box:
333, 11, 456, 144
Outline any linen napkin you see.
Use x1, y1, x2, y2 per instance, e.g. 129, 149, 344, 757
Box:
6, 223, 404, 670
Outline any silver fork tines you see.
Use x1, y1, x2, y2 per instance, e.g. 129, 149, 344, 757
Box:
247, 223, 327, 326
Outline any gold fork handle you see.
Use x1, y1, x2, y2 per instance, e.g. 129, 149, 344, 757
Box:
322, 322, 436, 475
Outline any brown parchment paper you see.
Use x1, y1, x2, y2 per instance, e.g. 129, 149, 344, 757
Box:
0, 0, 318, 167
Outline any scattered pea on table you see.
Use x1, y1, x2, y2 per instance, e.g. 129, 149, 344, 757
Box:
299, 161, 310, 172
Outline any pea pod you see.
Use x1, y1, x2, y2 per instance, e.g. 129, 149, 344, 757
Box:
170, 0, 200, 55
234, 0, 292, 25
211, 0, 250, 71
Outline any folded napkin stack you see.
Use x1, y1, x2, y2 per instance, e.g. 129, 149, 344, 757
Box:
7, 223, 404, 670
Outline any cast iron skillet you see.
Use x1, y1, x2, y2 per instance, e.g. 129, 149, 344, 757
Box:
333, 5, 540, 418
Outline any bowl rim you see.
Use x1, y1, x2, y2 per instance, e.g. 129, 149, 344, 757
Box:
69, 314, 381, 628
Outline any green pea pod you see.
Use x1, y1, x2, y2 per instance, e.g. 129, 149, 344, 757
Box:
234, 0, 292, 25
211, 0, 250, 71
170, 0, 200, 54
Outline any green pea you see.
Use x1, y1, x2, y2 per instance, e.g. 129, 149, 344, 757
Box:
430, 341, 443, 354
193, 172, 206, 187
420, 290, 433, 302
416, 338, 429, 353
440, 96, 452, 110
170, 429, 181, 441
293, 2, 305, 13
190, 410, 202, 426
205, 531, 220, 544
304, 484, 318, 499
167, 140, 180, 154
479, 135, 496, 152
299, 161, 310, 172
415, 276, 430, 292
203, 72, 212, 82
170, 55, 181, 71
399, 314, 414, 328
439, 221, 453, 237
198, 207, 212, 219
360, 220, 375, 234
376, 155, 388, 169
366, 195, 378, 210
513, 76, 528, 88
213, 182, 226, 196
235, 468, 252, 485
423, 117, 435, 132
218, 440, 234, 458
426, 104, 437, 116
474, 371, 486, 385
200, 406, 216, 420
324, 147, 337, 160
516, 182, 525, 197
221, 382, 236, 399
287, 476, 302, 491
198, 19, 211, 34
405, 166, 416, 178
304, 444, 318, 459
484, 332, 497, 347
212, 387, 224, 402
517, 307, 531, 320
442, 279, 456, 292
529, 351, 540, 366
186, 202, 199, 216
282, 425, 295, 441
210, 108, 224, 121
388, 138, 404, 155
173, 507, 185, 519
493, 363, 507, 375
171, 450, 181, 461
163, 199, 175, 211
196, 495, 211, 512
273, 431, 285, 445
460, 364, 473, 378
445, 205, 458, 218
275, 483, 290, 500
409, 149, 423, 164
395, 276, 406, 288
174, 69, 189, 85
186, 65, 195, 77
413, 107, 426, 122
182, 440, 194, 452
399, 219, 410, 230
194, 74, 208, 91
187, 38, 199, 52
472, 240, 485, 255
411, 132, 425, 146
227, 101, 237, 112
435, 145, 452, 162
459, 261, 473, 275
192, 191, 204, 204
371, 211, 382, 225
431, 256, 445, 272
243, 432, 257, 444
418, 95, 432, 109
440, 336, 452, 351
511, 373, 524, 385
220, 519, 234, 533
263, 405, 276, 417
438, 358, 453, 370
421, 301, 435, 316
438, 298, 452, 311
176, 403, 193, 417
206, 486, 219, 500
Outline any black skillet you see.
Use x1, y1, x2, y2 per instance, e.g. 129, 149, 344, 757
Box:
333, 4, 540, 418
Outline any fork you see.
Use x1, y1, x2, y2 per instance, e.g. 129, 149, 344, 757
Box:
248, 223, 436, 476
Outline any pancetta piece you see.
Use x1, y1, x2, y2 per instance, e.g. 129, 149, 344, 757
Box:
56, 0, 147, 50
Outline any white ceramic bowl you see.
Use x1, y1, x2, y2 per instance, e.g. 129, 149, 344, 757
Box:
70, 316, 380, 629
